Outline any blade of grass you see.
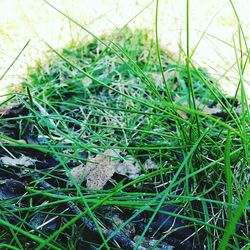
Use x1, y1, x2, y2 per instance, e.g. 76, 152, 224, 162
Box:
224, 131, 233, 221
218, 184, 250, 250
186, 0, 200, 138
0, 39, 30, 81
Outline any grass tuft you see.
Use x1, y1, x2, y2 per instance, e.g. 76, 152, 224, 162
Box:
0, 3, 249, 249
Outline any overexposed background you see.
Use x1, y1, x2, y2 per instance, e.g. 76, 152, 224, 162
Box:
1, 0, 250, 100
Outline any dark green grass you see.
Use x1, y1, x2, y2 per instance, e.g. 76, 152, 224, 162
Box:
0, 2, 250, 249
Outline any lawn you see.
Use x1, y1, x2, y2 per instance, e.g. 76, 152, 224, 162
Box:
0, 1, 250, 250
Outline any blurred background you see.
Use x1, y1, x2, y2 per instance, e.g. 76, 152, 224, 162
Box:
1, 0, 250, 100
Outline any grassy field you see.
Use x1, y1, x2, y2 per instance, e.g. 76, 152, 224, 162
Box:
0, 1, 250, 249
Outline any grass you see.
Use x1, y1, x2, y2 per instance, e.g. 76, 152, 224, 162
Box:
0, 1, 250, 249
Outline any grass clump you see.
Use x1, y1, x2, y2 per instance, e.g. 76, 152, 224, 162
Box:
0, 25, 249, 250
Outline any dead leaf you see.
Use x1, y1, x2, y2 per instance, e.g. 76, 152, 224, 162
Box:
202, 107, 222, 115
144, 159, 159, 171
85, 149, 118, 190
115, 157, 141, 180
69, 149, 141, 190
70, 149, 119, 190
69, 164, 88, 185
1, 155, 36, 167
